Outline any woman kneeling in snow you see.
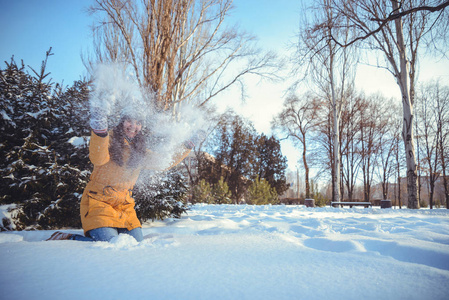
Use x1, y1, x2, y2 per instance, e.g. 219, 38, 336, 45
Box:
47, 104, 201, 242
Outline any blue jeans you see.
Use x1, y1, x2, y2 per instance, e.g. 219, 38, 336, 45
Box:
71, 227, 143, 242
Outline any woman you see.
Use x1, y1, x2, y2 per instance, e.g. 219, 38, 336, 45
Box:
47, 105, 198, 242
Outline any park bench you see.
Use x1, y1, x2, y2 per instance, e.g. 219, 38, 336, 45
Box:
331, 201, 372, 208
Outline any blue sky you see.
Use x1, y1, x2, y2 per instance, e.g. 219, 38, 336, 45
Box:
0, 0, 92, 84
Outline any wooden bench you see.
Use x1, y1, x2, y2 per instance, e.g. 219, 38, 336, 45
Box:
331, 201, 372, 208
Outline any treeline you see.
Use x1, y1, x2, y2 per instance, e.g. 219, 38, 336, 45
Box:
191, 112, 289, 205
274, 86, 449, 209
0, 56, 288, 231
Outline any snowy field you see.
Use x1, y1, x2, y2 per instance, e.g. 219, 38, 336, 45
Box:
1, 204, 449, 300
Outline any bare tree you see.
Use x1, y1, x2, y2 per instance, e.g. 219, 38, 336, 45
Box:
435, 83, 449, 209
340, 92, 362, 201
85, 0, 279, 112
393, 113, 405, 208
416, 83, 438, 208
273, 92, 322, 199
294, 0, 358, 202
417, 81, 449, 208
326, 0, 449, 208
330, 1, 449, 48
375, 97, 401, 201
314, 100, 336, 198
360, 95, 390, 202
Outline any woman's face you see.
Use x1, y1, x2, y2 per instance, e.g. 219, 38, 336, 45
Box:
123, 118, 142, 139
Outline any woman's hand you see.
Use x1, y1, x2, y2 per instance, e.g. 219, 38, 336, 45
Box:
90, 106, 108, 135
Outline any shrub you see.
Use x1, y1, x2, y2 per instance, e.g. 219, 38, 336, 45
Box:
134, 169, 189, 222
211, 176, 232, 204
247, 176, 279, 205
192, 179, 214, 204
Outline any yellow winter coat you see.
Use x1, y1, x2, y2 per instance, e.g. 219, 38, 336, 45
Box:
80, 131, 191, 235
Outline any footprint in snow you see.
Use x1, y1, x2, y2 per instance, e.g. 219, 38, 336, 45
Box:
143, 233, 177, 247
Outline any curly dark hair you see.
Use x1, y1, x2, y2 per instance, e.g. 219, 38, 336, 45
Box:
109, 119, 146, 169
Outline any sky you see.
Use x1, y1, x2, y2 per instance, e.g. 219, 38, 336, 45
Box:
1, 0, 449, 170
0, 0, 93, 83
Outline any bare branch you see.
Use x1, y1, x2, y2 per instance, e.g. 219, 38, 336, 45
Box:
331, 0, 449, 47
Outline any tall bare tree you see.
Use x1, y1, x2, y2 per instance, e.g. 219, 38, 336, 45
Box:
294, 0, 358, 202
327, 0, 449, 208
416, 81, 449, 208
435, 83, 449, 209
273, 92, 322, 199
340, 92, 362, 201
359, 96, 390, 202
375, 96, 401, 201
85, 0, 279, 112
416, 83, 438, 208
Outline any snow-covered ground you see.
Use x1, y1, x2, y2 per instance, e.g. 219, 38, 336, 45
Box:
1, 204, 449, 300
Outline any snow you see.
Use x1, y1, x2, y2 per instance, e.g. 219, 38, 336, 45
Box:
1, 204, 449, 300
68, 136, 89, 148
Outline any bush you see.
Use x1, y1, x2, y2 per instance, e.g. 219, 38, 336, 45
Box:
191, 177, 232, 204
314, 193, 328, 207
134, 169, 189, 222
192, 179, 214, 204
211, 177, 232, 204
247, 176, 279, 205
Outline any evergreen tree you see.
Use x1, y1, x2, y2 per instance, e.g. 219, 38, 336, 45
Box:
134, 169, 189, 222
200, 113, 256, 203
255, 134, 289, 196
247, 176, 279, 205
0, 52, 91, 229
211, 176, 232, 204
192, 179, 213, 204
199, 112, 288, 203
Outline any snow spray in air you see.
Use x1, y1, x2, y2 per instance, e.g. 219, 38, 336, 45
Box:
89, 63, 209, 169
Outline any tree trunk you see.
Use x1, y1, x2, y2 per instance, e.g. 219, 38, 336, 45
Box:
397, 153, 402, 209
382, 182, 386, 200
303, 142, 310, 199
443, 168, 449, 209
429, 180, 435, 209
332, 89, 341, 203
329, 34, 341, 203
440, 137, 449, 209
392, 0, 419, 209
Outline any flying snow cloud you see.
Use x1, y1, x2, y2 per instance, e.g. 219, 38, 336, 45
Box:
89, 63, 147, 118
89, 63, 210, 169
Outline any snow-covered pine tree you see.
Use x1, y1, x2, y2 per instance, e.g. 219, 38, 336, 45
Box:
133, 168, 189, 222
0, 53, 91, 229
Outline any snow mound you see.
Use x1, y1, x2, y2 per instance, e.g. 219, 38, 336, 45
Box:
91, 233, 141, 250
0, 233, 23, 243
